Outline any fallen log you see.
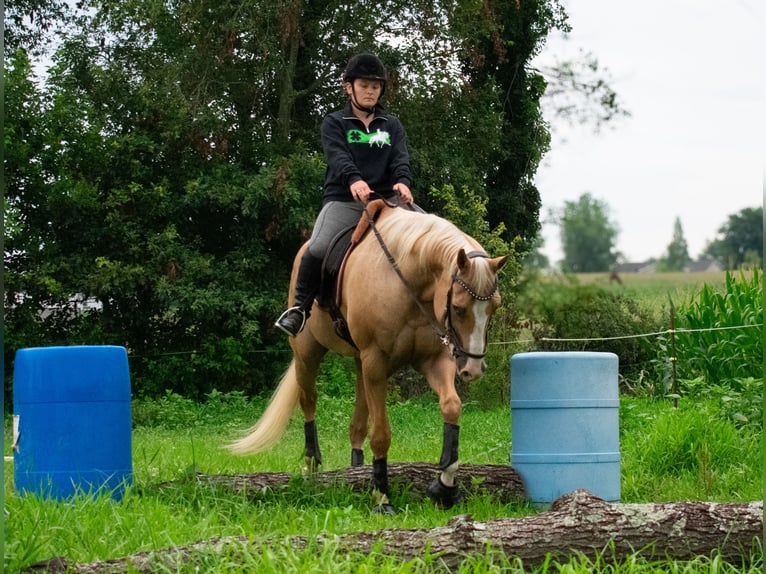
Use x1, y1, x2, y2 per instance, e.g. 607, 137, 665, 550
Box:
180, 462, 527, 503
27, 490, 763, 573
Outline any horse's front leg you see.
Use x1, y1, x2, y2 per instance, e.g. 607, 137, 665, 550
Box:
425, 356, 463, 509
349, 357, 367, 467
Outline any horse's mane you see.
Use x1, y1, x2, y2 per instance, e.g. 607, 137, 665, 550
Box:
371, 208, 497, 294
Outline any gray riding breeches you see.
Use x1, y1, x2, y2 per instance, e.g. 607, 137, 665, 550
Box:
307, 201, 366, 258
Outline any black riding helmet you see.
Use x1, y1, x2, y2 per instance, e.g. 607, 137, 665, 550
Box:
343, 53, 387, 115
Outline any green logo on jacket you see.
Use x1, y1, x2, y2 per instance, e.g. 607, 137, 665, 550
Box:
347, 129, 391, 147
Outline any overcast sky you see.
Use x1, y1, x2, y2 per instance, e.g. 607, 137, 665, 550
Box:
532, 0, 764, 266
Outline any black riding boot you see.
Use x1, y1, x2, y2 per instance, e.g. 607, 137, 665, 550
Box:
275, 251, 323, 337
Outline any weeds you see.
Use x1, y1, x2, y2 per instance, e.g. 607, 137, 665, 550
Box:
676, 268, 762, 383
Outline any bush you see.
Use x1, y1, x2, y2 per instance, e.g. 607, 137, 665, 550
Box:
681, 377, 763, 431
132, 389, 260, 429
316, 355, 356, 399
518, 278, 662, 382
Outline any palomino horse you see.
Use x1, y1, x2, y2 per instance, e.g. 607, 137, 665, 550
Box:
229, 203, 506, 513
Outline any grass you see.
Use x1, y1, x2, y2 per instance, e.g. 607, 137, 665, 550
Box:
4, 393, 762, 573
619, 398, 761, 502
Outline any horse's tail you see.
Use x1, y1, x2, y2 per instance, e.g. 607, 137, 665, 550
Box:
227, 360, 300, 455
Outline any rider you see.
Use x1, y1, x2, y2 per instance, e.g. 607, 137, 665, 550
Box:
275, 53, 414, 337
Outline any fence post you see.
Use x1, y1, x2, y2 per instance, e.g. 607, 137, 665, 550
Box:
669, 301, 678, 409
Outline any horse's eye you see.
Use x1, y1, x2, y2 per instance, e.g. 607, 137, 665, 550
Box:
452, 305, 467, 319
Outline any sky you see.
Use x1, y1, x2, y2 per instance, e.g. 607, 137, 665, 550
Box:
531, 0, 764, 266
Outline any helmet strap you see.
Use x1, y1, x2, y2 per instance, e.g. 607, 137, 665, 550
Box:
350, 85, 375, 117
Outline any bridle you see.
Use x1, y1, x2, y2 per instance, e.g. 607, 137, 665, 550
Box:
442, 252, 498, 361
363, 200, 497, 362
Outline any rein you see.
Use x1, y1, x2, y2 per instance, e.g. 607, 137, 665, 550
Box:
362, 200, 496, 361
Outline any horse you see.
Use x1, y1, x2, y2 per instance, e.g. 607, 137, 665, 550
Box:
229, 203, 507, 513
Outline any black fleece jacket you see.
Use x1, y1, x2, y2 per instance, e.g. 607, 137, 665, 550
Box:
320, 101, 412, 204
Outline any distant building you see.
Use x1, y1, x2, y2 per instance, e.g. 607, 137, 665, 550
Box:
615, 257, 723, 273
684, 257, 723, 272
615, 260, 657, 273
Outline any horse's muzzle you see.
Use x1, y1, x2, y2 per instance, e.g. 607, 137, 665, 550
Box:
456, 355, 486, 382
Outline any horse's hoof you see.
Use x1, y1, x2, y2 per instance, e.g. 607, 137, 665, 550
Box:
427, 477, 460, 509
372, 503, 396, 515
301, 456, 321, 477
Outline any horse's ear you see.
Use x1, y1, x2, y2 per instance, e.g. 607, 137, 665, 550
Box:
457, 249, 470, 272
491, 256, 508, 272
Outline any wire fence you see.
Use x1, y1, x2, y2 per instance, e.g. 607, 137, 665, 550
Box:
120, 320, 762, 407
487, 322, 763, 347
129, 323, 762, 361
487, 321, 763, 408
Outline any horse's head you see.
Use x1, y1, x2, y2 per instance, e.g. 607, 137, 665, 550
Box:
444, 249, 507, 382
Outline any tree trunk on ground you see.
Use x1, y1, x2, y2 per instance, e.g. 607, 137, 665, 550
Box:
186, 462, 526, 503
27, 490, 762, 573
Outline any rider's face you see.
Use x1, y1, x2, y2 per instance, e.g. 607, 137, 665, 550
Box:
346, 79, 382, 107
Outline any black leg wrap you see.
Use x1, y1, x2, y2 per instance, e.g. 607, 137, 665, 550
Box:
428, 423, 461, 509
304, 421, 322, 466
372, 457, 389, 495
371, 457, 395, 514
351, 448, 364, 467
438, 423, 460, 470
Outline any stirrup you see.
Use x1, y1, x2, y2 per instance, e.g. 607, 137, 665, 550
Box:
275, 306, 307, 337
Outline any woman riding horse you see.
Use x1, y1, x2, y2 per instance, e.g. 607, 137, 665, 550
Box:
275, 53, 413, 337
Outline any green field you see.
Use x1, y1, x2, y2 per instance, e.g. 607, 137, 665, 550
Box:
4, 392, 762, 573
572, 271, 738, 307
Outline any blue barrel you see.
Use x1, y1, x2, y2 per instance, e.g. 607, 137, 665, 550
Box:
13, 346, 133, 500
510, 351, 620, 505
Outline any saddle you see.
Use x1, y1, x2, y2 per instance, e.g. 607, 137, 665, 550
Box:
316, 199, 388, 347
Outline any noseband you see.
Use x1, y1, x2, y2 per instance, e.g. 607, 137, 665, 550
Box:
442, 251, 497, 361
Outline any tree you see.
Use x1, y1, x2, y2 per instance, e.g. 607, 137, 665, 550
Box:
538, 50, 631, 132
4, 0, 514, 398
3, 0, 71, 56
459, 1, 567, 251
656, 217, 689, 272
4, 2, 327, 398
522, 236, 551, 271
3, 50, 59, 356
558, 193, 619, 273
4, 0, 630, 398
703, 207, 763, 269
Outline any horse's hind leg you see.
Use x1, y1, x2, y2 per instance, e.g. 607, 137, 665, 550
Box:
292, 335, 327, 473
361, 351, 394, 514
349, 357, 367, 467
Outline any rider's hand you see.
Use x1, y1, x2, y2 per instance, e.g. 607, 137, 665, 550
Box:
393, 183, 413, 204
350, 180, 373, 202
